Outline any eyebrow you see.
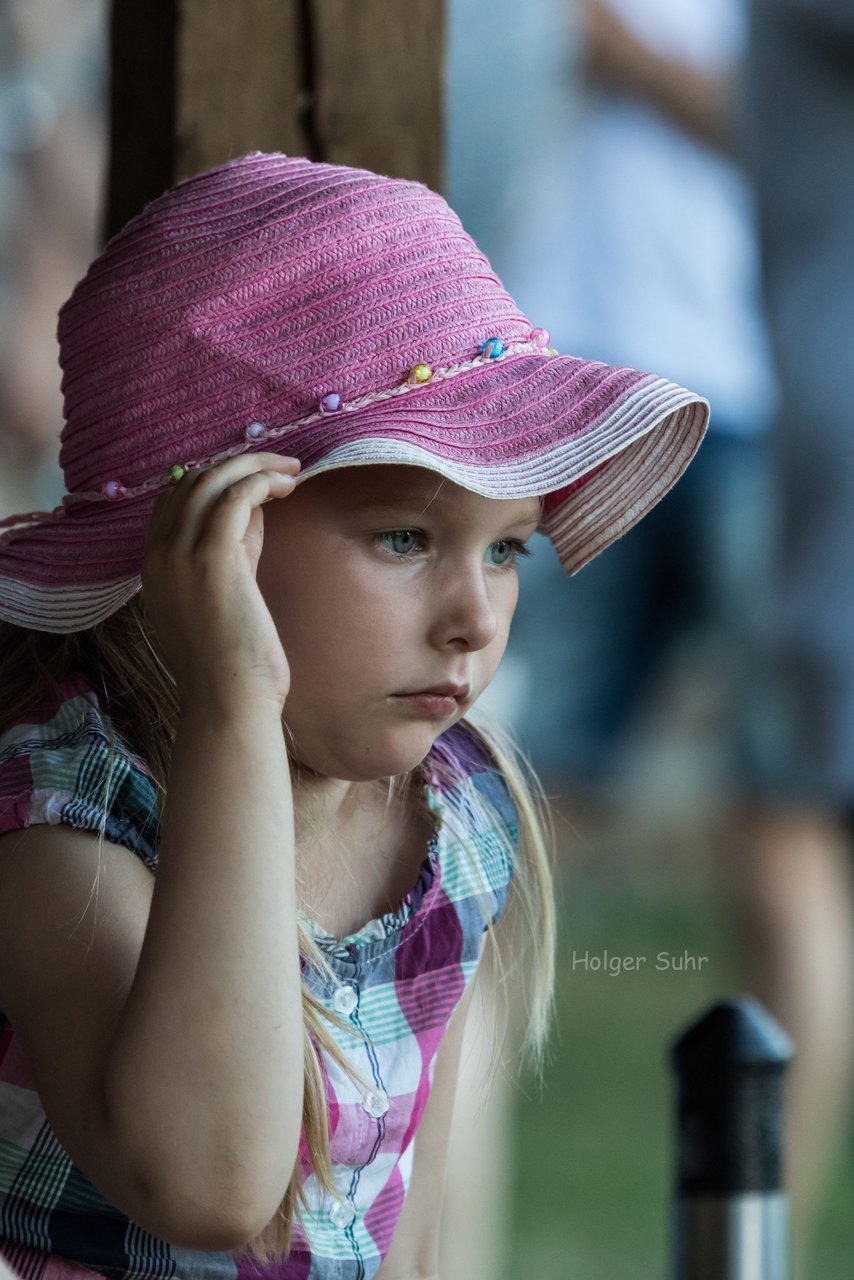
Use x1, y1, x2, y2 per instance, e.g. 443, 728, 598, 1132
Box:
354, 493, 543, 526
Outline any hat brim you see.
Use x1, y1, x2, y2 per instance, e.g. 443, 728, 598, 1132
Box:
0, 352, 709, 633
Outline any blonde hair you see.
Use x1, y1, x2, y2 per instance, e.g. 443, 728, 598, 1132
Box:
0, 593, 557, 1260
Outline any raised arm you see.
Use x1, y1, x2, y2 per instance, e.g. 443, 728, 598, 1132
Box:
0, 453, 306, 1250
0, 689, 303, 1250
581, 0, 739, 157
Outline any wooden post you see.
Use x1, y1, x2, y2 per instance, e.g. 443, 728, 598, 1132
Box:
176, 0, 311, 179
106, 0, 443, 243
310, 0, 443, 187
106, 0, 179, 241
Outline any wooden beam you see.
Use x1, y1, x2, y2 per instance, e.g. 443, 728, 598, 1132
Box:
107, 0, 444, 241
310, 0, 444, 190
176, 0, 310, 180
106, 0, 178, 241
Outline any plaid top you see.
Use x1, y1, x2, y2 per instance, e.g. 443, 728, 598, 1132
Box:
0, 672, 517, 1280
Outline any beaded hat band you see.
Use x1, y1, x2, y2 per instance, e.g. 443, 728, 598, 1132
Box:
0, 152, 709, 633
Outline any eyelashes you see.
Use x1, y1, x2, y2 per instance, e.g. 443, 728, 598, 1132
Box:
373, 529, 533, 569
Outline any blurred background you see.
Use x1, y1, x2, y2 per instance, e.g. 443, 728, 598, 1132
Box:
2, 1, 854, 1277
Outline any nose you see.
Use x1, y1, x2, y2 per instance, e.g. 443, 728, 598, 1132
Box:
426, 556, 510, 652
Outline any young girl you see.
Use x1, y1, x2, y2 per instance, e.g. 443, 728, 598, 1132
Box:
0, 152, 708, 1280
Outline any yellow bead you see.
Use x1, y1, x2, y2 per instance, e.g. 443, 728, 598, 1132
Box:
547, 347, 558, 356
408, 363, 433, 385
167, 463, 187, 483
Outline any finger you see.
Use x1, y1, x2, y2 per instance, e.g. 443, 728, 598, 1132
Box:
144, 466, 207, 546
154, 454, 301, 548
194, 469, 298, 553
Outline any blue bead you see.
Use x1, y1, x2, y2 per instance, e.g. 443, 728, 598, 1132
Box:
481, 337, 506, 360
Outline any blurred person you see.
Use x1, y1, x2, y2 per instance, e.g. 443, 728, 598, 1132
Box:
446, 1, 773, 1272
503, 0, 778, 803
0, 0, 106, 514
735, 1, 854, 1273
497, 1, 854, 1273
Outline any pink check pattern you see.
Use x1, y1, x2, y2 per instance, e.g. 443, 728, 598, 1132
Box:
0, 673, 517, 1279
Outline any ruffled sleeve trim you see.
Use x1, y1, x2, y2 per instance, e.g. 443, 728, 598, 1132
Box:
0, 673, 161, 870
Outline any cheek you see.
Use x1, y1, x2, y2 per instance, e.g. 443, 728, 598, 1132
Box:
264, 548, 403, 665
499, 570, 521, 618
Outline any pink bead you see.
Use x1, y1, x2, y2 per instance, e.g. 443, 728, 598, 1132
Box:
320, 393, 342, 413
530, 327, 550, 348
245, 421, 267, 440
100, 479, 126, 500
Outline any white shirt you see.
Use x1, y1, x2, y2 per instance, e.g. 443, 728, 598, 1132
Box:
449, 0, 779, 437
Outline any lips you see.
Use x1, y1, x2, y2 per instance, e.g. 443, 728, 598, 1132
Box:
398, 683, 470, 700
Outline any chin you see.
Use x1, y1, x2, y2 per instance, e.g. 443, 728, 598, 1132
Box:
289, 725, 456, 784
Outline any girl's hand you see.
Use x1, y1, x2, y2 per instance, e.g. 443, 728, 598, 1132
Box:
140, 452, 301, 712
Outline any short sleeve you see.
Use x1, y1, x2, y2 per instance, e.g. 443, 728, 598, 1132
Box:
434, 719, 519, 929
468, 754, 519, 928
0, 677, 161, 871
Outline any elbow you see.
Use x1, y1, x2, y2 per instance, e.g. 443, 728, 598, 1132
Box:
161, 1215, 277, 1255
102, 1071, 303, 1250
128, 1169, 290, 1253
106, 1096, 303, 1251
196, 1183, 290, 1254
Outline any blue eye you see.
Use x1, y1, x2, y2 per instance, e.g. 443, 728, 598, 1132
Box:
374, 530, 532, 568
492, 538, 533, 567
380, 530, 420, 556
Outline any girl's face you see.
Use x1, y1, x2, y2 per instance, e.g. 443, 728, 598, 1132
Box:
256, 464, 542, 781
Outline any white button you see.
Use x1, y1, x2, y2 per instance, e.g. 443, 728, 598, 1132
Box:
329, 1196, 356, 1228
362, 1088, 390, 1118
331, 984, 358, 1015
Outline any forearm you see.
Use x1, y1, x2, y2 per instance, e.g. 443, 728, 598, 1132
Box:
622, 50, 738, 156
103, 693, 303, 1227
582, 0, 738, 155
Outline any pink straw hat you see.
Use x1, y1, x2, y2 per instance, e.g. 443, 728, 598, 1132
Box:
0, 151, 709, 634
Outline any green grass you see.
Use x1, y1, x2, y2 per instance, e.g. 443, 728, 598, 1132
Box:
504, 860, 854, 1280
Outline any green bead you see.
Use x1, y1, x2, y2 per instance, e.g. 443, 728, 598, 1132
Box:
167, 463, 187, 483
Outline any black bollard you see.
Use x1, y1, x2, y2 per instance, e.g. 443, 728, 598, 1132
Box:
670, 996, 795, 1280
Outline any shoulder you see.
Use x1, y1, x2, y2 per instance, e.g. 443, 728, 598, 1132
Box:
426, 718, 522, 930
430, 717, 520, 842
0, 671, 160, 868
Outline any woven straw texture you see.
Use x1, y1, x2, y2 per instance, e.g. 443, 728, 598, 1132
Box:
0, 151, 709, 632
